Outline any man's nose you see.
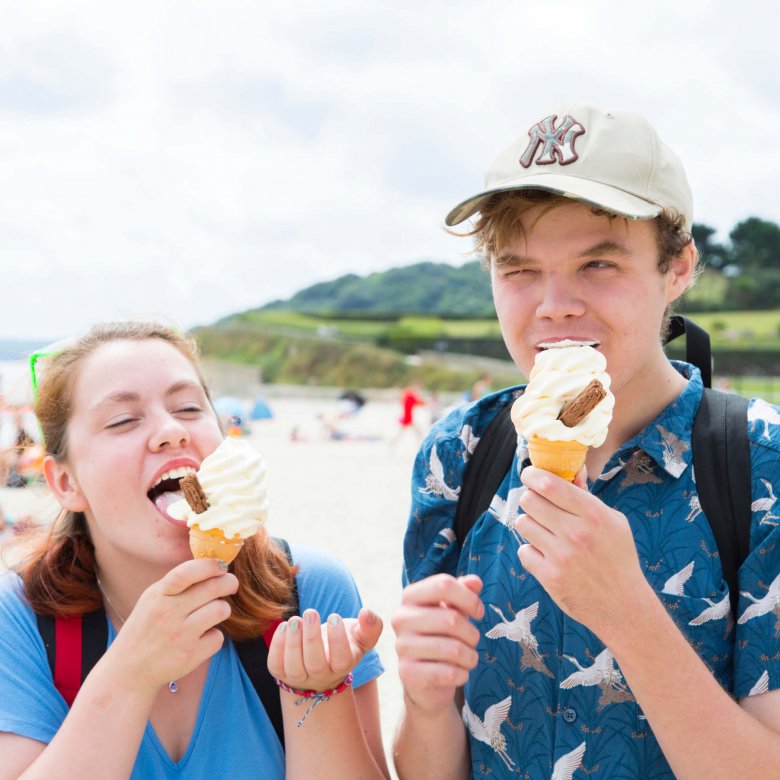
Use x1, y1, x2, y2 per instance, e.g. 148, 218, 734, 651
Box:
535, 274, 585, 320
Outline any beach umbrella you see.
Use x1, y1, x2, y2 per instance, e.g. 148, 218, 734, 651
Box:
213, 396, 247, 420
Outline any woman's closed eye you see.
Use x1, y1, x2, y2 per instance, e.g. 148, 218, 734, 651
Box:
105, 415, 138, 430
173, 404, 204, 417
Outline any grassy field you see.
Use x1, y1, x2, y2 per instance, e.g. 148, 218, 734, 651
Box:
226, 308, 779, 347
685, 310, 780, 347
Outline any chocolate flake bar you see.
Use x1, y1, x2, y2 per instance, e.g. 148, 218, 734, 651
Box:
180, 473, 210, 514
557, 379, 607, 427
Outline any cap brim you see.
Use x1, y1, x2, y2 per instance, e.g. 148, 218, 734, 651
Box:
444, 173, 663, 227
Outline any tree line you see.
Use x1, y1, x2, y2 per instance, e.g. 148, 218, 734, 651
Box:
688, 217, 780, 311
253, 216, 780, 319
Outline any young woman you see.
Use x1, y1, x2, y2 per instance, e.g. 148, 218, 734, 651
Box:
0, 322, 389, 779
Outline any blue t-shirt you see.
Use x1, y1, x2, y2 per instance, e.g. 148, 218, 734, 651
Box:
404, 363, 780, 779
0, 544, 383, 779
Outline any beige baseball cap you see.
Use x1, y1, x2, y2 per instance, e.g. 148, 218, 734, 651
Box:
445, 104, 693, 232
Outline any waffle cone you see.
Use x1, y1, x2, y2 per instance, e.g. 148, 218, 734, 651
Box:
527, 436, 588, 482
189, 524, 245, 564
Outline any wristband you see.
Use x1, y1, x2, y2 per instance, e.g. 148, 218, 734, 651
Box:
275, 673, 354, 727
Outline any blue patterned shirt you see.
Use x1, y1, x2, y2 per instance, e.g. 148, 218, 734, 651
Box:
403, 363, 780, 778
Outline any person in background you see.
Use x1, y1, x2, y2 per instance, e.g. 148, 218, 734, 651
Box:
391, 382, 426, 448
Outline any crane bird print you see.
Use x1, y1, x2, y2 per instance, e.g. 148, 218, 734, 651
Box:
552, 742, 587, 780
419, 444, 461, 501
462, 696, 517, 771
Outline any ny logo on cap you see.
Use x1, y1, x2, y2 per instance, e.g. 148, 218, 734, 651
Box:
519, 114, 585, 169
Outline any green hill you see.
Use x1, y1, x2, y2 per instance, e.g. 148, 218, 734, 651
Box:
258, 260, 494, 318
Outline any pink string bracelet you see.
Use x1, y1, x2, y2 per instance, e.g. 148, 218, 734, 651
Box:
275, 673, 354, 727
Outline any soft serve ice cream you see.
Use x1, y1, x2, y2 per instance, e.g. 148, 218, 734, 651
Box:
511, 342, 614, 480
168, 437, 269, 563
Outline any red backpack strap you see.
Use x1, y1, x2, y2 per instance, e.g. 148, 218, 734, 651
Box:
54, 615, 83, 706
36, 609, 108, 707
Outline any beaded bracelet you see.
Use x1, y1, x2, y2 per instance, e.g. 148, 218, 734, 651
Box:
275, 673, 354, 727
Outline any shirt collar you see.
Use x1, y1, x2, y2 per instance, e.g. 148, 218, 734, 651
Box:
610, 361, 703, 479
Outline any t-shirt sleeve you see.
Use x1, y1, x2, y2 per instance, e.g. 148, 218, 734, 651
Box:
291, 545, 384, 689
0, 573, 68, 742
733, 399, 780, 699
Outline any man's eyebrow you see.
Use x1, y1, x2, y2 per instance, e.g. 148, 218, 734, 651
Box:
579, 240, 631, 258
494, 253, 531, 267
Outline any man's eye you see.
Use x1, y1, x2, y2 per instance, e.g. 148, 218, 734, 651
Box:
584, 260, 613, 270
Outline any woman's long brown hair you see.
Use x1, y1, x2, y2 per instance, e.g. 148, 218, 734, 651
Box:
17, 322, 295, 641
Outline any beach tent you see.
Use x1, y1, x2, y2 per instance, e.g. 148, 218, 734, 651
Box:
250, 397, 273, 420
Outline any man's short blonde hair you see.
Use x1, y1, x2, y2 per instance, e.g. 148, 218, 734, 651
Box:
460, 189, 695, 274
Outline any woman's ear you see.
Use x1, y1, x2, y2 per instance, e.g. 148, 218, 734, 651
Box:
43, 456, 88, 512
665, 241, 697, 304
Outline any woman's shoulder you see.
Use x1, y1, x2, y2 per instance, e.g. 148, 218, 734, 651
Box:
286, 543, 354, 584
284, 543, 365, 615
0, 570, 26, 611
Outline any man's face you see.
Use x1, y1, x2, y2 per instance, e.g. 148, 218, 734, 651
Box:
490, 201, 693, 398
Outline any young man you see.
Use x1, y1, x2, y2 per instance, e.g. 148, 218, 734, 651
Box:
392, 105, 780, 778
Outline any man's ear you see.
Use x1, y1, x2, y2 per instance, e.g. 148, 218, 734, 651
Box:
43, 456, 88, 512
665, 241, 697, 304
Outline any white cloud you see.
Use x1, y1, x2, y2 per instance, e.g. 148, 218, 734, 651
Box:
0, 0, 779, 339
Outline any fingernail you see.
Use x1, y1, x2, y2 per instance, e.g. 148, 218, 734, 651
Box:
328, 614, 341, 627
305, 609, 318, 625
289, 618, 300, 633
217, 561, 229, 572
365, 609, 376, 625
279, 621, 287, 633
477, 602, 485, 619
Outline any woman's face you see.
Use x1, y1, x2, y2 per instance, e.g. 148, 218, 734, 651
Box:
53, 338, 223, 570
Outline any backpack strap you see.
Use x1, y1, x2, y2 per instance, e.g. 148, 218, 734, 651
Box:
664, 315, 712, 389
235, 536, 299, 750
39, 537, 299, 750
454, 402, 517, 546
692, 388, 751, 616
36, 609, 107, 707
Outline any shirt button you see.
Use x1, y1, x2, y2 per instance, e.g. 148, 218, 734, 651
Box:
563, 707, 577, 723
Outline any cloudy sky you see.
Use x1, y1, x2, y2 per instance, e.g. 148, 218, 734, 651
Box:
1, 0, 779, 340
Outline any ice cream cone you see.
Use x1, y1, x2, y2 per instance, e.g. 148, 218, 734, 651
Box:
526, 436, 588, 482
189, 524, 245, 564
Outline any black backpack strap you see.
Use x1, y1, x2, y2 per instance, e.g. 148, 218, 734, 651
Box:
692, 388, 751, 617
665, 315, 712, 389
235, 536, 299, 750
454, 402, 517, 546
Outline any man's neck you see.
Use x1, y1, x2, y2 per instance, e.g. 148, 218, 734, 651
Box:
586, 354, 688, 479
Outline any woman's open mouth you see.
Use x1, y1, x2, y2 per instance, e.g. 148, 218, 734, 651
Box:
147, 467, 195, 524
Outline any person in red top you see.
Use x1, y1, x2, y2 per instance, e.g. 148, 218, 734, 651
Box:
391, 383, 426, 447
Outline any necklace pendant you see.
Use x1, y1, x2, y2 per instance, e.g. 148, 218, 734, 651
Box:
168, 681, 178, 693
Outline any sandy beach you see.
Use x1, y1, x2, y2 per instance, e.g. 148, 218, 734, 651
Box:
0, 395, 441, 776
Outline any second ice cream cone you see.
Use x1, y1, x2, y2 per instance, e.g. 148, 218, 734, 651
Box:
527, 436, 587, 482
189, 524, 245, 564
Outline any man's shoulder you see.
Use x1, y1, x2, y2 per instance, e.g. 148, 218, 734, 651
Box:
424, 384, 523, 455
